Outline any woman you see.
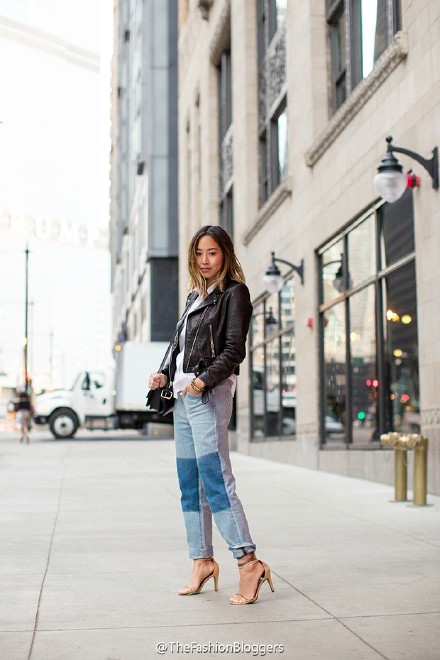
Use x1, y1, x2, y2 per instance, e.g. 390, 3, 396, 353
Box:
16, 391, 33, 443
149, 225, 274, 605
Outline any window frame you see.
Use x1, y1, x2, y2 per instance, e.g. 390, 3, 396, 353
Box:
317, 192, 418, 449
326, 0, 401, 112
217, 41, 234, 236
257, 0, 288, 206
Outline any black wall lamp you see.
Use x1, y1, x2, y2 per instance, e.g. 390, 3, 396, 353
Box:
263, 251, 304, 294
373, 135, 439, 203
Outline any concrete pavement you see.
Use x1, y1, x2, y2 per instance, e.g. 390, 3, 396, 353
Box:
0, 428, 439, 660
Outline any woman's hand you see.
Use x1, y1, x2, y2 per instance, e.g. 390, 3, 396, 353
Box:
181, 378, 205, 397
148, 373, 167, 390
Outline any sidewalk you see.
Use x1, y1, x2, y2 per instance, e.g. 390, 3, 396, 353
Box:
1, 429, 439, 660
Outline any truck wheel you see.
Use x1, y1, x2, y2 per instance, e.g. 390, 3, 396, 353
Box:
49, 408, 79, 439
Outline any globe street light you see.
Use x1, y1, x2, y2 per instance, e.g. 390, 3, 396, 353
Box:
373, 135, 439, 203
263, 251, 304, 294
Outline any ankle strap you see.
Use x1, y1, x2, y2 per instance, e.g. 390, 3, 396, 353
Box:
238, 556, 259, 569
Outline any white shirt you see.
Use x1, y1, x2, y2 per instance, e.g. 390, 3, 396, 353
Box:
173, 285, 236, 397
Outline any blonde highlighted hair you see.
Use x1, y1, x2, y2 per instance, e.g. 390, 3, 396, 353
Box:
187, 225, 246, 295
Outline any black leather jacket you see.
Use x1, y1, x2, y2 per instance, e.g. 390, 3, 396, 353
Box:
163, 279, 253, 390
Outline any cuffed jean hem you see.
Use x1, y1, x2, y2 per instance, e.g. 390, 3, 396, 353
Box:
188, 546, 214, 560
231, 544, 257, 560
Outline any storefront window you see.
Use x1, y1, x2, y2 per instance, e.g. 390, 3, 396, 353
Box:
379, 191, 415, 268
318, 191, 418, 448
383, 261, 419, 433
250, 276, 295, 441
350, 285, 378, 443
322, 239, 345, 304
323, 302, 346, 440
347, 212, 376, 289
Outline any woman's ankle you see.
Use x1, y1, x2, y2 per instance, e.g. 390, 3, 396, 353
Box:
237, 552, 256, 567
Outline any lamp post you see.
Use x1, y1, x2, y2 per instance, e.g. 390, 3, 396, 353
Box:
24, 244, 30, 391
263, 251, 304, 294
373, 135, 439, 203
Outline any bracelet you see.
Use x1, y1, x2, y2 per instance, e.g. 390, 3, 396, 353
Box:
191, 379, 204, 393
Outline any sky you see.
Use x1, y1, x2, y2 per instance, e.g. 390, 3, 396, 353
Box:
0, 0, 114, 395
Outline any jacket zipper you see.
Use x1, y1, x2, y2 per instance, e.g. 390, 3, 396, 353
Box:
209, 325, 215, 357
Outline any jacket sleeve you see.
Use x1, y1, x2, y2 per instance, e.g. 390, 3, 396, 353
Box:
197, 283, 253, 389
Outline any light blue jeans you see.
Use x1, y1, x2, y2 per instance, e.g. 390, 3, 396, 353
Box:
174, 379, 256, 560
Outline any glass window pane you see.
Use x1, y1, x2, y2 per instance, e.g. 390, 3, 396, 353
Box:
277, 107, 288, 181
383, 261, 420, 433
379, 191, 415, 269
350, 286, 378, 443
280, 277, 294, 330
259, 132, 268, 205
251, 343, 265, 439
266, 336, 281, 436
281, 328, 296, 436
250, 302, 265, 349
323, 302, 346, 440
330, 6, 346, 108
361, 0, 388, 77
331, 11, 346, 78
347, 213, 376, 289
321, 239, 344, 304
275, 0, 287, 32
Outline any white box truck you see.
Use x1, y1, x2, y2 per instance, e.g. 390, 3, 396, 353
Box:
33, 342, 171, 439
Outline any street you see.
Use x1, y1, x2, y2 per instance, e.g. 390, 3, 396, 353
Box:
0, 428, 439, 659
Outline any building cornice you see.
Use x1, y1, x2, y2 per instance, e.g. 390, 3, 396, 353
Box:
305, 31, 408, 168
242, 176, 292, 246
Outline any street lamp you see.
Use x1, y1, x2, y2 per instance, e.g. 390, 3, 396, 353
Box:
373, 135, 439, 203
263, 251, 304, 294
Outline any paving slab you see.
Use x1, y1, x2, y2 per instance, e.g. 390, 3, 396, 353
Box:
0, 430, 439, 660
340, 612, 440, 660
0, 632, 34, 660
30, 619, 385, 660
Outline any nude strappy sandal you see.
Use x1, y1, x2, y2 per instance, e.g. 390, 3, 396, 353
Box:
178, 558, 219, 596
229, 556, 274, 605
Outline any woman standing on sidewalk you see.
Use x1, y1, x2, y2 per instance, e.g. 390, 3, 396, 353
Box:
148, 225, 274, 605
16, 390, 33, 443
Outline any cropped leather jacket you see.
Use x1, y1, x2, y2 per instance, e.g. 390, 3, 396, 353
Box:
162, 279, 253, 391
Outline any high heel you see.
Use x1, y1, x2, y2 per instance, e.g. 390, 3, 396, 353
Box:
178, 558, 219, 596
230, 557, 275, 605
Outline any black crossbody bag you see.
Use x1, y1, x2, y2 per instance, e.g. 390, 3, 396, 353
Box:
145, 341, 174, 416
145, 295, 198, 416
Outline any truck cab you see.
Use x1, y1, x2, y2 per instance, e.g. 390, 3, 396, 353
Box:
34, 369, 114, 438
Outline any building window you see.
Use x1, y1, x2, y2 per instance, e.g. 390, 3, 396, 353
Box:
257, 0, 288, 206
218, 44, 233, 237
318, 191, 419, 449
250, 276, 296, 441
327, 0, 401, 112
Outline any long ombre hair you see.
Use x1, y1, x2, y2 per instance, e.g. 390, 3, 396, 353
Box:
187, 225, 246, 295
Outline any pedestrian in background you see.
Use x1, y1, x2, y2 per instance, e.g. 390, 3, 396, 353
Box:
148, 225, 274, 605
16, 390, 33, 443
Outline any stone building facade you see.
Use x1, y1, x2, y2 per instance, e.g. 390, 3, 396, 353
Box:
178, 0, 440, 495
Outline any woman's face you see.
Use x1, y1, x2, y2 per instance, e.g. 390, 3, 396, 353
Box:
196, 235, 224, 286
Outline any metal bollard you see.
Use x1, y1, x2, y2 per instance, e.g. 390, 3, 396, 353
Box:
380, 432, 408, 502
411, 435, 428, 506
381, 432, 429, 506
394, 447, 408, 501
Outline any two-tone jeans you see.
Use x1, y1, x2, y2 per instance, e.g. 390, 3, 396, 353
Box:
173, 379, 256, 560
